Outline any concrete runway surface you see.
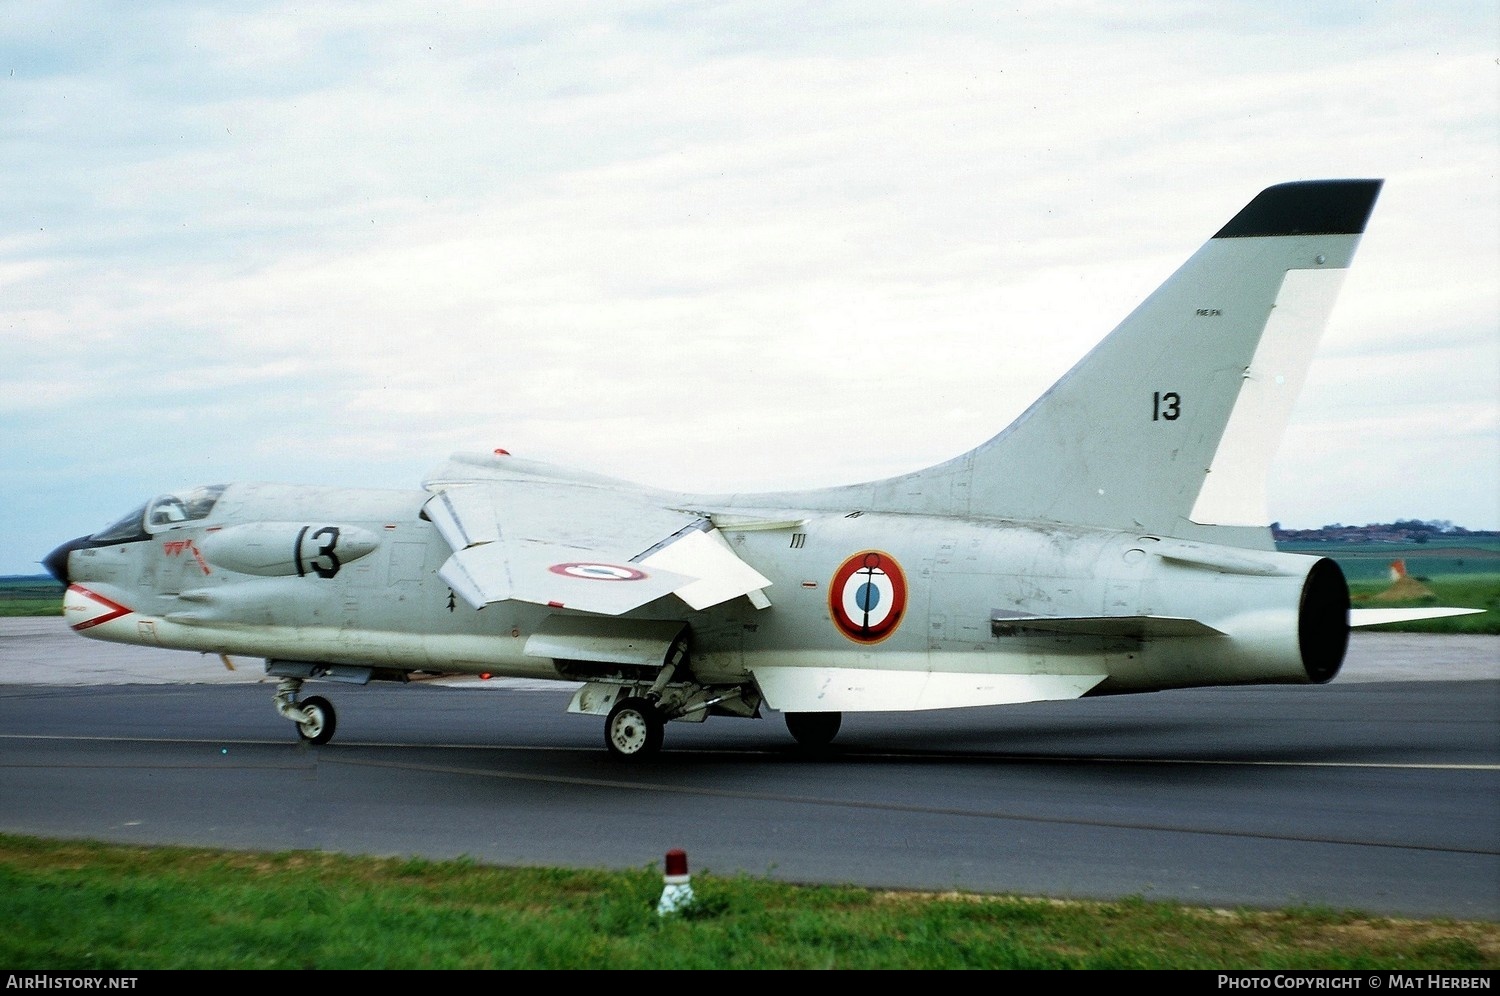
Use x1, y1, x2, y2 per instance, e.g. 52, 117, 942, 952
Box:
2, 617, 1495, 919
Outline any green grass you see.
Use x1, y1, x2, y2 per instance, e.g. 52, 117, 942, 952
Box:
0, 600, 62, 616
0, 835, 1493, 970
0, 576, 64, 616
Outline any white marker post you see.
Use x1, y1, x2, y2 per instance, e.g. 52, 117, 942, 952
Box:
657, 848, 693, 916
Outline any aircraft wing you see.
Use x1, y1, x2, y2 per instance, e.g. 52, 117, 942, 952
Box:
423, 482, 773, 615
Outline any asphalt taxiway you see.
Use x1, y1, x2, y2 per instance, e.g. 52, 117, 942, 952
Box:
2, 618, 1496, 920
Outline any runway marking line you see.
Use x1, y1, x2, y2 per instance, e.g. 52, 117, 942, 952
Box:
2, 733, 1498, 772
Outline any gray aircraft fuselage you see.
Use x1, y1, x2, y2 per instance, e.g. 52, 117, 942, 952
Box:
51, 179, 1470, 757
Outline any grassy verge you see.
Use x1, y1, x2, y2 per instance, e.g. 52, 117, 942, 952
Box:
0, 600, 62, 617
0, 835, 1493, 970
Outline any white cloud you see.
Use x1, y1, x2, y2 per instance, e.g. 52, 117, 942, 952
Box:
2, 1, 1497, 572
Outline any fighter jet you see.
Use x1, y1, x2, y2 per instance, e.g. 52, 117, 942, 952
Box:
43, 178, 1479, 759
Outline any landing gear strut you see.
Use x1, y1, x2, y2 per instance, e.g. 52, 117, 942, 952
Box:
599, 637, 689, 760
274, 678, 338, 745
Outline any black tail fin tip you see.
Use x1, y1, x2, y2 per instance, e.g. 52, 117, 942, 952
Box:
1214, 179, 1384, 239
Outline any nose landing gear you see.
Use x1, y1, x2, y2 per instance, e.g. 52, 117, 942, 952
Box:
274, 678, 338, 745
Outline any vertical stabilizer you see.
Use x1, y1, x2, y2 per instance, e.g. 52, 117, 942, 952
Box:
852, 179, 1383, 541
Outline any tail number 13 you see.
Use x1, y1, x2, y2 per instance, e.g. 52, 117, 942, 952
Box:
1152, 391, 1181, 422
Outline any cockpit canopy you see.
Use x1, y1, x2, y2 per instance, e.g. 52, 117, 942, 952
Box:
90, 485, 227, 543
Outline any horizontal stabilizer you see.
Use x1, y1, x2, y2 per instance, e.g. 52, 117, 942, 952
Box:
990, 612, 1225, 638
1350, 607, 1485, 628
752, 666, 1107, 712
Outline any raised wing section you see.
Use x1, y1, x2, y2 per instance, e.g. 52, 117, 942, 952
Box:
638, 525, 773, 611
423, 457, 772, 615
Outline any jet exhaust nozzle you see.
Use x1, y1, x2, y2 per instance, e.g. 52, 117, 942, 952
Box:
1299, 557, 1351, 684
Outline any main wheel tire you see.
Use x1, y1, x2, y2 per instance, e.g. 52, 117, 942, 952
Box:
605, 697, 664, 760
297, 695, 337, 745
785, 711, 841, 749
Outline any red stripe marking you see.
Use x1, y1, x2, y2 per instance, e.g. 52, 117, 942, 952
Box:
67, 585, 133, 631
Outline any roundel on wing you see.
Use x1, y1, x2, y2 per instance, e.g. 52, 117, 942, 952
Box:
548, 562, 648, 582
829, 550, 908, 644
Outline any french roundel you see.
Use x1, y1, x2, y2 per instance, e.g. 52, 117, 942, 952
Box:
829, 550, 908, 644
548, 562, 647, 582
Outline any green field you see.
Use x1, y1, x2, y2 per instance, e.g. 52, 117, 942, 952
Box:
0, 835, 1493, 970
1276, 537, 1500, 583
1279, 539, 1500, 634
1348, 574, 1500, 634
0, 576, 64, 616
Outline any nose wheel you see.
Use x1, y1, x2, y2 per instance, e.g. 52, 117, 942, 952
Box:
605, 697, 664, 760
296, 695, 337, 745
274, 679, 338, 745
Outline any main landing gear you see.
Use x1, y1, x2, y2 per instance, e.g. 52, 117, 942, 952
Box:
274, 678, 337, 745
605, 696, 664, 759
599, 702, 845, 760
265, 669, 839, 759
785, 711, 841, 750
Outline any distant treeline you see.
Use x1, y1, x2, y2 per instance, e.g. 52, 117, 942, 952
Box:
1271, 520, 1498, 543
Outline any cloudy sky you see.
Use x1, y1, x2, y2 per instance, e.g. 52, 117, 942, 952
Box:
3, 2, 1496, 575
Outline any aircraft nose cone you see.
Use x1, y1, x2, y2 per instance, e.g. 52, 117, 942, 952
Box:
43, 536, 89, 587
